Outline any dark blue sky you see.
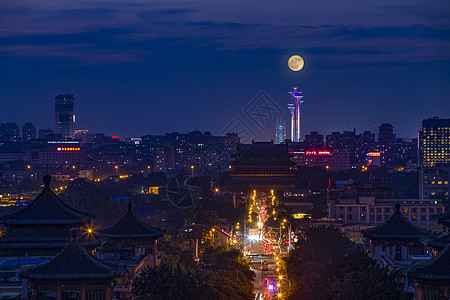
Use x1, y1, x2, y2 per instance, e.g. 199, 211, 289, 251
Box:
1, 0, 449, 139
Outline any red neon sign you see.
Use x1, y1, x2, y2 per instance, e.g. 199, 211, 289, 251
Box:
305, 151, 331, 155
111, 136, 119, 139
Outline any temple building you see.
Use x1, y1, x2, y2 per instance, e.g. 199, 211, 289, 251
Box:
98, 202, 165, 298
0, 175, 94, 257
362, 203, 432, 261
21, 228, 124, 300
432, 212, 450, 231
403, 244, 450, 300
422, 212, 450, 253
230, 142, 295, 191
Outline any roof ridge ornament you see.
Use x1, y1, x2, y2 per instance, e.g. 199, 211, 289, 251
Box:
70, 227, 80, 241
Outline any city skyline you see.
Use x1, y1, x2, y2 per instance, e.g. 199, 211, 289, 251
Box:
0, 1, 449, 139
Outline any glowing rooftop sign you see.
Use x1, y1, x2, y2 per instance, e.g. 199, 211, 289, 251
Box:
367, 152, 381, 157
57, 147, 81, 151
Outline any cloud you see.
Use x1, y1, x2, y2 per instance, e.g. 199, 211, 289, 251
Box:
0, 0, 449, 65
0, 43, 145, 65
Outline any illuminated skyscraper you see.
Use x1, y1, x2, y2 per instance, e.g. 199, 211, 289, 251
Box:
419, 117, 450, 167
275, 118, 286, 144
419, 118, 450, 206
288, 87, 304, 142
55, 94, 75, 139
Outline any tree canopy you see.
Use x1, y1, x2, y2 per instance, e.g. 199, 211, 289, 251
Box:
283, 226, 407, 300
133, 235, 255, 300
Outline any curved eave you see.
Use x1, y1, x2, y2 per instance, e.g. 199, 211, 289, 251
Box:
404, 245, 450, 280
363, 234, 430, 239
0, 218, 90, 225
0, 240, 101, 249
22, 270, 124, 280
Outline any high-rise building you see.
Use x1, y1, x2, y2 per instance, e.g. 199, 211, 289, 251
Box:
55, 94, 75, 139
275, 118, 286, 144
0, 122, 20, 142
288, 87, 304, 142
378, 123, 396, 145
419, 118, 450, 167
418, 118, 450, 207
22, 123, 36, 141
420, 165, 449, 205
304, 131, 324, 149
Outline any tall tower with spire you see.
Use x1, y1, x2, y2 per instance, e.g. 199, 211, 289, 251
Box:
288, 87, 304, 142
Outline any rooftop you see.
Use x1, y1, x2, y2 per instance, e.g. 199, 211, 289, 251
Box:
421, 232, 450, 251
432, 212, 450, 227
100, 202, 164, 238
362, 203, 432, 239
0, 175, 91, 225
21, 228, 123, 280
404, 244, 450, 280
232, 143, 294, 167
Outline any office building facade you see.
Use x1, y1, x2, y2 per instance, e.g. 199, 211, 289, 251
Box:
55, 94, 76, 139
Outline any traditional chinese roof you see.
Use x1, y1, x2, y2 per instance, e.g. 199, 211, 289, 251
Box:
100, 202, 164, 238
404, 244, 450, 281
431, 212, 450, 227
421, 232, 450, 251
21, 228, 123, 280
0, 232, 99, 250
362, 203, 432, 239
232, 143, 295, 167
0, 175, 91, 225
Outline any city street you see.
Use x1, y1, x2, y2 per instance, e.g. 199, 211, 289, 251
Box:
248, 239, 278, 299
243, 190, 287, 299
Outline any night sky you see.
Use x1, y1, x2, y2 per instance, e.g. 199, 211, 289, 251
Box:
1, 0, 449, 140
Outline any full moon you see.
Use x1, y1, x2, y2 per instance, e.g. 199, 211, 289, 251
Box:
288, 55, 304, 71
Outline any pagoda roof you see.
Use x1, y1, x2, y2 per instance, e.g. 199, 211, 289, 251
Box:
21, 228, 124, 280
362, 203, 432, 239
431, 212, 450, 227
421, 232, 450, 251
0, 176, 91, 225
100, 203, 164, 238
404, 244, 450, 280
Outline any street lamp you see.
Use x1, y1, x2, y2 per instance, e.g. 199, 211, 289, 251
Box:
283, 220, 292, 251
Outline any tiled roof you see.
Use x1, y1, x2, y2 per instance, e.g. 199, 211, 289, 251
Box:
404, 244, 450, 280
0, 232, 100, 249
21, 228, 124, 280
421, 232, 450, 251
432, 212, 450, 227
362, 203, 432, 239
100, 202, 164, 238
0, 176, 91, 225
232, 143, 294, 167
